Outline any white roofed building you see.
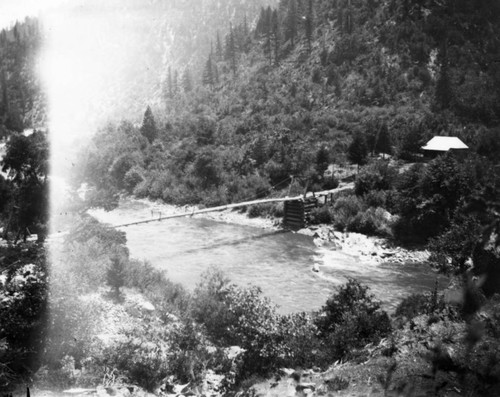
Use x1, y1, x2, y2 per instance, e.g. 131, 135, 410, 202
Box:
421, 136, 468, 157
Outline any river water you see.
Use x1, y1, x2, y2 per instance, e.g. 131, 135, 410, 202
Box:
90, 198, 446, 314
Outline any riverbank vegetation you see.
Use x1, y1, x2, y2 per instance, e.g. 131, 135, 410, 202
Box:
1, 0, 500, 395
2, 213, 500, 396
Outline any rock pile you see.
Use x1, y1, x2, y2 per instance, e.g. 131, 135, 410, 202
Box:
301, 225, 430, 265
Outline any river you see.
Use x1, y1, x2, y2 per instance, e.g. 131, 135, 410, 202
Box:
90, 198, 447, 314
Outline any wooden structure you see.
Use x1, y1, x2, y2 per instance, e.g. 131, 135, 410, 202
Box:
421, 136, 468, 158
283, 198, 317, 229
102, 185, 353, 230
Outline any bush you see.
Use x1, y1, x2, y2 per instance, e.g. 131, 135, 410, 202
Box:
106, 256, 126, 299
98, 318, 172, 391
278, 312, 323, 369
309, 206, 333, 225
0, 244, 48, 388
347, 207, 392, 237
363, 190, 387, 208
315, 279, 392, 360
247, 203, 276, 218
332, 195, 364, 230
191, 268, 283, 378
354, 160, 397, 196
322, 175, 340, 190
124, 260, 190, 316
395, 292, 445, 321
123, 166, 144, 193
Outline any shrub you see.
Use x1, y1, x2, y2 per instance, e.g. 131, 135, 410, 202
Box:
322, 175, 340, 190
278, 312, 323, 369
123, 166, 144, 193
309, 206, 333, 225
106, 256, 126, 300
354, 160, 397, 196
0, 245, 48, 387
98, 318, 171, 391
395, 293, 442, 320
191, 268, 283, 377
332, 195, 364, 230
315, 279, 392, 360
363, 190, 387, 208
271, 202, 284, 218
347, 207, 392, 237
124, 259, 190, 316
247, 203, 276, 218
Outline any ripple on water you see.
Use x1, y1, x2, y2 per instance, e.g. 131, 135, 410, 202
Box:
90, 199, 447, 314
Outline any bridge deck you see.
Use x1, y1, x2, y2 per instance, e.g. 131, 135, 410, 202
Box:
112, 184, 353, 228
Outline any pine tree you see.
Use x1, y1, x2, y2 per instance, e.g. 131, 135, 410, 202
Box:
347, 132, 368, 171
225, 23, 237, 75
305, 0, 313, 52
242, 14, 251, 53
375, 122, 392, 158
173, 70, 179, 95
213, 62, 219, 84
435, 40, 452, 110
316, 146, 330, 175
286, 0, 298, 46
344, 0, 354, 34
216, 31, 223, 60
0, 72, 9, 120
140, 106, 158, 144
202, 54, 214, 87
182, 67, 193, 93
167, 66, 173, 98
256, 7, 267, 37
106, 256, 125, 300
272, 9, 280, 65
264, 7, 273, 64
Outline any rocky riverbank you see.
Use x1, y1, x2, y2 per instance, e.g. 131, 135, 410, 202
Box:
125, 198, 429, 266
297, 224, 430, 265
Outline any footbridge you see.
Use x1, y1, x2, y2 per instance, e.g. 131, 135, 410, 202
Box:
112, 183, 353, 230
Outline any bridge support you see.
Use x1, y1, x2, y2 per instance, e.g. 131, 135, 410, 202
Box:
283, 197, 318, 229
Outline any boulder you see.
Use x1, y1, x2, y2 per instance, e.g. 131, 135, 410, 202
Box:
296, 382, 316, 392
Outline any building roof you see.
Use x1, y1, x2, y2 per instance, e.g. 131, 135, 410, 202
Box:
421, 136, 469, 151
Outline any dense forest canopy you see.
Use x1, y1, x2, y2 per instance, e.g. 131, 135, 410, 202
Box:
0, 17, 45, 138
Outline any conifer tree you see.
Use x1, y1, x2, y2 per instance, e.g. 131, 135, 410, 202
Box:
242, 14, 251, 53
344, 0, 354, 34
0, 72, 9, 120
216, 31, 223, 60
167, 66, 173, 98
140, 106, 158, 144
202, 55, 214, 87
435, 40, 452, 110
272, 9, 280, 65
264, 7, 273, 64
173, 70, 179, 95
286, 0, 298, 46
375, 122, 392, 158
316, 146, 330, 175
182, 67, 193, 93
213, 62, 219, 85
347, 132, 368, 171
256, 7, 267, 37
305, 0, 313, 52
225, 23, 237, 75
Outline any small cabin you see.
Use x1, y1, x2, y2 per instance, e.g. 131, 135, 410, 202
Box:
421, 136, 468, 158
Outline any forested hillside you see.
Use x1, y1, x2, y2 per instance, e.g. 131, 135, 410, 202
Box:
0, 17, 45, 138
2, 0, 500, 395
81, 0, 500, 210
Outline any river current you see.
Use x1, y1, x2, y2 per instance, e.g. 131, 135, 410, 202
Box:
90, 198, 446, 314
